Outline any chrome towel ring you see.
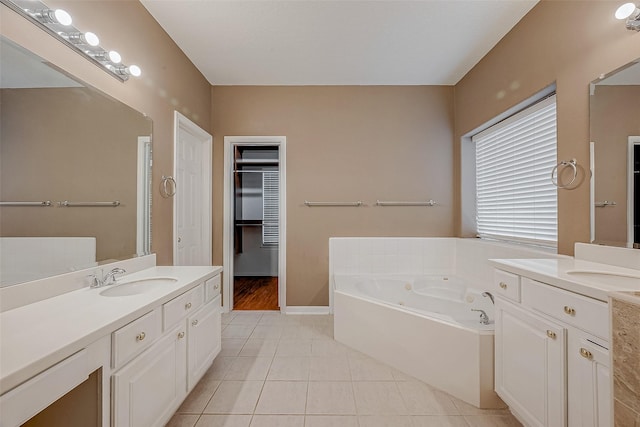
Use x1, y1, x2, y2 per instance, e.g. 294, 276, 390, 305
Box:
160, 175, 177, 198
551, 159, 577, 189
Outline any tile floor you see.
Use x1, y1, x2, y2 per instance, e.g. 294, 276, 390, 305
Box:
167, 312, 523, 427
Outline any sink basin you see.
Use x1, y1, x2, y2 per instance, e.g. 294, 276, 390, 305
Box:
566, 270, 640, 286
99, 277, 178, 297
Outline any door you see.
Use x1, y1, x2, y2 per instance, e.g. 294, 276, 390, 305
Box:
174, 112, 212, 266
187, 296, 222, 390
495, 298, 567, 427
568, 330, 611, 427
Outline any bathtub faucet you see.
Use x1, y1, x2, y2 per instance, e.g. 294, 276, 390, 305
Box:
481, 292, 494, 304
471, 309, 490, 325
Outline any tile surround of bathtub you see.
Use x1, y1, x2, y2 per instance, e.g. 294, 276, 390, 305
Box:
330, 237, 560, 289
611, 297, 640, 426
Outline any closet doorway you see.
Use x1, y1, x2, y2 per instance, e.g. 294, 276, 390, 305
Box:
223, 136, 286, 312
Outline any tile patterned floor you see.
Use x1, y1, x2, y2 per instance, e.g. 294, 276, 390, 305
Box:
167, 312, 523, 427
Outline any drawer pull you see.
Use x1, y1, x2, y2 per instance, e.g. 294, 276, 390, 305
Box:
546, 330, 557, 339
178, 331, 185, 339
136, 332, 146, 342
499, 282, 508, 290
580, 348, 593, 360
564, 306, 576, 316
191, 319, 199, 326
185, 302, 192, 310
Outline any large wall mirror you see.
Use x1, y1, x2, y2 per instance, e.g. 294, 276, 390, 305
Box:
0, 36, 153, 286
590, 59, 640, 249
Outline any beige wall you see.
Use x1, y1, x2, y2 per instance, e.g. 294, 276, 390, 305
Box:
1, 87, 149, 261
212, 86, 454, 306
454, 0, 640, 255
591, 85, 640, 245
0, 0, 212, 266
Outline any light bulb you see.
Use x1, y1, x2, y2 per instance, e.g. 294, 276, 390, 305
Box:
108, 50, 121, 63
615, 2, 637, 19
128, 65, 142, 77
84, 32, 99, 47
53, 9, 72, 26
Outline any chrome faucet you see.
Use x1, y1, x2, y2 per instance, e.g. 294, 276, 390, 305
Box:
482, 291, 494, 304
471, 309, 490, 325
89, 268, 126, 288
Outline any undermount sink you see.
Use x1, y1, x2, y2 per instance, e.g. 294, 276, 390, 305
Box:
99, 277, 178, 297
566, 270, 640, 286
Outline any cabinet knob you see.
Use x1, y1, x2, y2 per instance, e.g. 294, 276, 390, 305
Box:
136, 332, 146, 342
546, 330, 557, 339
580, 348, 593, 360
214, 284, 219, 290
192, 319, 199, 326
185, 302, 192, 310
563, 306, 576, 316
499, 282, 508, 289
178, 331, 185, 339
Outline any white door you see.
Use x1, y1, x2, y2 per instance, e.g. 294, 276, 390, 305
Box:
174, 112, 212, 266
495, 298, 567, 427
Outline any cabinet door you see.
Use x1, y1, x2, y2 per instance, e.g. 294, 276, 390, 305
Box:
187, 295, 222, 390
568, 331, 611, 427
495, 298, 567, 427
112, 325, 187, 427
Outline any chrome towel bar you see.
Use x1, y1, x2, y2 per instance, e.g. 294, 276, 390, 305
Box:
594, 201, 617, 208
375, 200, 436, 207
304, 201, 363, 207
0, 201, 52, 207
58, 201, 120, 207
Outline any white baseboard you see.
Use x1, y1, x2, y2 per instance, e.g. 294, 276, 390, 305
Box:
284, 306, 331, 315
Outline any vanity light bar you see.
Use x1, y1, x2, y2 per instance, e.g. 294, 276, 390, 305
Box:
0, 0, 142, 81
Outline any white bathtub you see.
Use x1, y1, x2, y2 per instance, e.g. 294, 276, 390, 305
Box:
338, 275, 494, 331
330, 237, 563, 409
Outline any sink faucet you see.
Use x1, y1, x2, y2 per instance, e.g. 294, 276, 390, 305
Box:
89, 268, 126, 288
471, 309, 490, 325
482, 291, 494, 304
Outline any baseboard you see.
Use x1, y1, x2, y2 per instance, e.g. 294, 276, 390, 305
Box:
284, 306, 331, 315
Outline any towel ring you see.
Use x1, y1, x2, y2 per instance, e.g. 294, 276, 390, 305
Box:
551, 159, 577, 189
160, 175, 177, 198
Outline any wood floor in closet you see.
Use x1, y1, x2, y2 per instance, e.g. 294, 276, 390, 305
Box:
233, 276, 279, 310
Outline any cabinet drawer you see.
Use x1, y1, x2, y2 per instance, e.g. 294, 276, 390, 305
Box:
522, 278, 609, 340
494, 269, 521, 302
163, 284, 204, 330
112, 309, 162, 369
204, 275, 221, 303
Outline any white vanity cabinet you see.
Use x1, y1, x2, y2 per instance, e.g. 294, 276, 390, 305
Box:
493, 270, 611, 427
111, 273, 222, 427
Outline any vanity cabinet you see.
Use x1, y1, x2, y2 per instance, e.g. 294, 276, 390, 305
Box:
493, 271, 611, 427
112, 324, 187, 427
111, 274, 222, 427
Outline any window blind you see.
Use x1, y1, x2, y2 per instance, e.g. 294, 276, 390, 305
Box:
473, 95, 557, 248
262, 171, 279, 246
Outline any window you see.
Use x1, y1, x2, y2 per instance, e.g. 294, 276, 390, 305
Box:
473, 95, 557, 248
262, 171, 279, 246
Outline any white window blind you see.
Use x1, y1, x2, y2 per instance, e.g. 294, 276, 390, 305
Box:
473, 95, 557, 248
262, 171, 279, 246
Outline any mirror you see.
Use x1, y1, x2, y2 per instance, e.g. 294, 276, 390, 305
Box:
590, 59, 640, 248
0, 36, 153, 286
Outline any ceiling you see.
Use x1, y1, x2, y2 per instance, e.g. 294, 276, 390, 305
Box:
141, 0, 538, 86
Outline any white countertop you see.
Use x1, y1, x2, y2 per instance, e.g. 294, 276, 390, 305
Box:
0, 265, 222, 395
490, 258, 640, 302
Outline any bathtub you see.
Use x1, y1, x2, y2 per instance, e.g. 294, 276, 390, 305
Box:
330, 237, 563, 409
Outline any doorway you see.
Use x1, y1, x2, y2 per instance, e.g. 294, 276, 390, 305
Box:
223, 137, 286, 312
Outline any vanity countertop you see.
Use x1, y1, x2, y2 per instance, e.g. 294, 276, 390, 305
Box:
490, 258, 640, 302
0, 265, 222, 395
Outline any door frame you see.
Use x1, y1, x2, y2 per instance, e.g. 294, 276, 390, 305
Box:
628, 136, 640, 246
223, 136, 286, 312
173, 111, 213, 265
